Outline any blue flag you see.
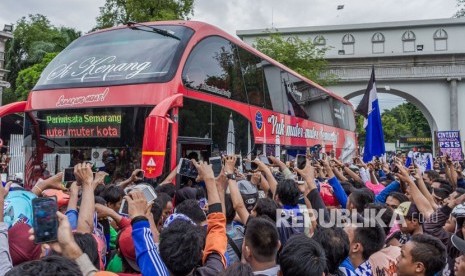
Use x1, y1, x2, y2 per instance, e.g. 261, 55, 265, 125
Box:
356, 67, 385, 162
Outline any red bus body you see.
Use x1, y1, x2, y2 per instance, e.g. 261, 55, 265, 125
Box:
0, 21, 356, 187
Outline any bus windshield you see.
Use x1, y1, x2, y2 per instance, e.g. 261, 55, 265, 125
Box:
34, 25, 194, 90
23, 107, 153, 180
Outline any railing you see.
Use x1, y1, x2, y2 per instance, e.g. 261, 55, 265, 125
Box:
321, 63, 465, 81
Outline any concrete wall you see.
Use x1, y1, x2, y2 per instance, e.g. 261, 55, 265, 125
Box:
238, 18, 465, 59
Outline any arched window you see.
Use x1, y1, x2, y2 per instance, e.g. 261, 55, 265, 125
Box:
402, 30, 416, 52
342, 33, 355, 55
313, 35, 326, 46
433, 28, 448, 51
372, 32, 385, 54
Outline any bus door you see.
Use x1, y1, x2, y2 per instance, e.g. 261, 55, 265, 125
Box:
176, 136, 212, 187
177, 136, 212, 163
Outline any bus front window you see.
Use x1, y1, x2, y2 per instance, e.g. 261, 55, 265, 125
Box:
23, 107, 153, 186
34, 25, 194, 90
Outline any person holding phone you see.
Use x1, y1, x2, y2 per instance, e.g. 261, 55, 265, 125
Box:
129, 159, 228, 276
116, 169, 144, 190
21, 211, 104, 276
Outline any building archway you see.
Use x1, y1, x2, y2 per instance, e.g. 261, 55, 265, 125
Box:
344, 88, 438, 140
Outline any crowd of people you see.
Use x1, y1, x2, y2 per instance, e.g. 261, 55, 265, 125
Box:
0, 151, 465, 276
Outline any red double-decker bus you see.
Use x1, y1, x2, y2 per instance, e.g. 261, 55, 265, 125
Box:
0, 21, 356, 187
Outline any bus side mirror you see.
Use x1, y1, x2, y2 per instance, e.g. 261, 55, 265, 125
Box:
141, 116, 170, 179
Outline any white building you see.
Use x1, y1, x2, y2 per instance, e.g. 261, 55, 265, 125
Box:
237, 18, 465, 153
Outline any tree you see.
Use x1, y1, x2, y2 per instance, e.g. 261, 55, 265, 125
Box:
455, 0, 465, 17
95, 0, 195, 30
4, 14, 80, 103
254, 33, 336, 86
15, 52, 58, 100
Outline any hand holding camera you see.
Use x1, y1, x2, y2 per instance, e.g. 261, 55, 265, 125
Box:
224, 155, 237, 174
192, 160, 215, 182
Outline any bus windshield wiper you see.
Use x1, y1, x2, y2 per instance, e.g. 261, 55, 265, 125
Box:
126, 21, 180, 40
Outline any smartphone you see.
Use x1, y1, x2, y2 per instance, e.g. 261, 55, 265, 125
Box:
139, 185, 157, 203
243, 160, 258, 172
235, 155, 242, 168
310, 144, 322, 158
209, 157, 222, 177
296, 154, 307, 170
177, 158, 199, 179
199, 198, 207, 209
62, 167, 76, 183
392, 163, 399, 174
32, 197, 58, 244
119, 184, 157, 214
136, 170, 145, 179
259, 155, 271, 165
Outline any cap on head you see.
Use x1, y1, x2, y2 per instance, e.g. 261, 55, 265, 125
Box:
118, 227, 140, 272
8, 223, 41, 265
237, 180, 258, 212
395, 201, 420, 220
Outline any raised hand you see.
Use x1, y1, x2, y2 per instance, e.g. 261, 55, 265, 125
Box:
29, 212, 83, 259
332, 158, 343, 167
268, 156, 285, 168
223, 155, 236, 174
74, 163, 93, 187
192, 160, 215, 182
125, 191, 148, 219
130, 169, 144, 182
37, 172, 66, 191
294, 158, 315, 180
95, 203, 115, 219
253, 158, 269, 173
92, 171, 108, 189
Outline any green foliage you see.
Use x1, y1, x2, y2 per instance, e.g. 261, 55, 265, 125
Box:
455, 0, 465, 17
254, 33, 336, 86
356, 102, 431, 145
95, 0, 195, 30
4, 14, 80, 102
15, 53, 58, 101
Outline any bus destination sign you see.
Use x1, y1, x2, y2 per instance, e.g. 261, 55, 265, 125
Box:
44, 113, 122, 138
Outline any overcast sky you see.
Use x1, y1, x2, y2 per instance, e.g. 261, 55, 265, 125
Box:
0, 0, 458, 36
0, 0, 459, 110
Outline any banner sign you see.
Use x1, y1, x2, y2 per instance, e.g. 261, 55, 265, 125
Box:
437, 131, 463, 161
399, 137, 432, 143
43, 113, 122, 138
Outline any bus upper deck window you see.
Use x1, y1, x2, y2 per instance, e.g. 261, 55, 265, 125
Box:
185, 68, 206, 89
